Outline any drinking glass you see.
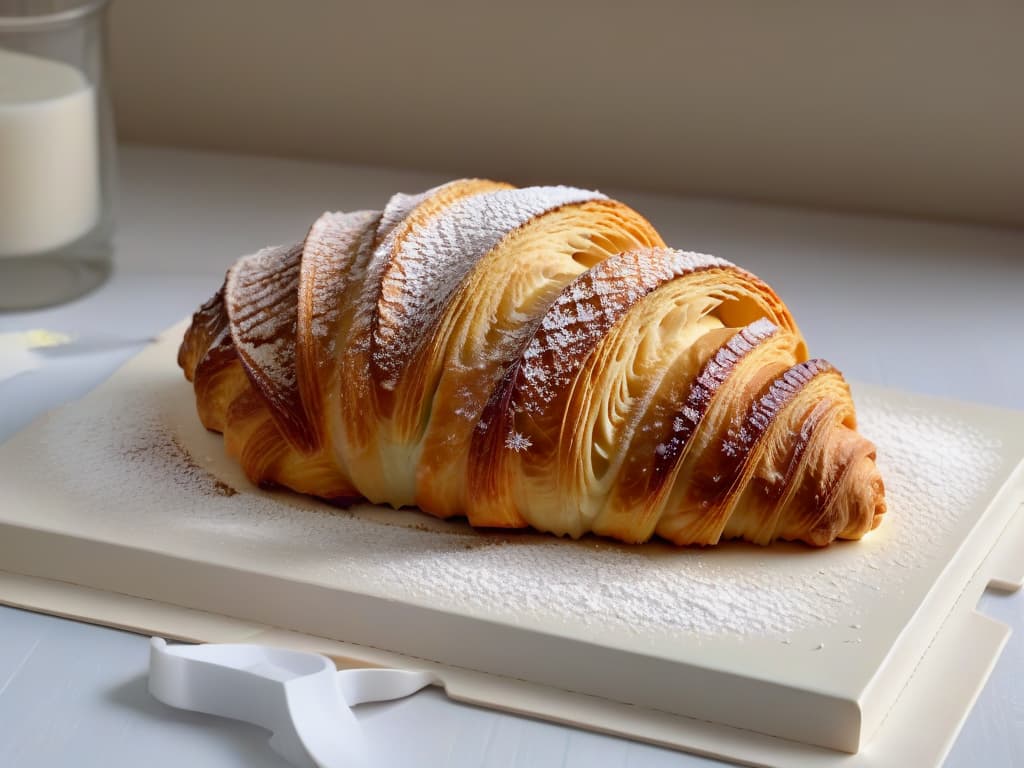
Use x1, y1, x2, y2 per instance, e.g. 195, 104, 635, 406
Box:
0, 0, 115, 310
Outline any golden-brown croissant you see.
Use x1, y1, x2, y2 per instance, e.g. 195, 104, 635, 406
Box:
179, 179, 885, 546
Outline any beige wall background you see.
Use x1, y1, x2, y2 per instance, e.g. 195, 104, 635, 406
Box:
109, 1, 1023, 227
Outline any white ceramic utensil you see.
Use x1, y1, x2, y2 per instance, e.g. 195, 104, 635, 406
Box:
148, 637, 438, 768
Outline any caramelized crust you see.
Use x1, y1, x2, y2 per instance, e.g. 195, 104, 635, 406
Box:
179, 179, 885, 546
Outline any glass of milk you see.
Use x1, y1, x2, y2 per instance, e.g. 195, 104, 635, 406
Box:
0, 0, 115, 310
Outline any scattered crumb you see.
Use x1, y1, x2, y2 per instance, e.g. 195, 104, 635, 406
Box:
213, 479, 238, 497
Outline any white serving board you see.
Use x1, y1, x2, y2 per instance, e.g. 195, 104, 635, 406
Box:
0, 322, 1022, 765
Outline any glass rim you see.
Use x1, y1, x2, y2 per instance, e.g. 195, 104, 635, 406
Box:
0, 0, 110, 30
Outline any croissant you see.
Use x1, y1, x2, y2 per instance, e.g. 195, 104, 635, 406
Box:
179, 179, 886, 547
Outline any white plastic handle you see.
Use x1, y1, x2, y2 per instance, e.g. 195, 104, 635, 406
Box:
148, 638, 437, 768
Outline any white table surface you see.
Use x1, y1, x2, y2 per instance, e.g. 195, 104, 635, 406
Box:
0, 145, 1021, 767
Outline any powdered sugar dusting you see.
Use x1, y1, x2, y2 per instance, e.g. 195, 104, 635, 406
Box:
518, 249, 731, 414
24, 370, 1007, 640
372, 186, 606, 390
649, 318, 779, 478
375, 190, 430, 247
505, 431, 533, 452
342, 193, 427, 402
302, 210, 381, 354
728, 359, 832, 459
226, 243, 302, 396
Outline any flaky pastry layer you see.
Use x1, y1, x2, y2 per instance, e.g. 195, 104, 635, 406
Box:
180, 180, 885, 546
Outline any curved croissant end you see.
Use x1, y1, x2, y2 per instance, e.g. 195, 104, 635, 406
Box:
179, 179, 885, 547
